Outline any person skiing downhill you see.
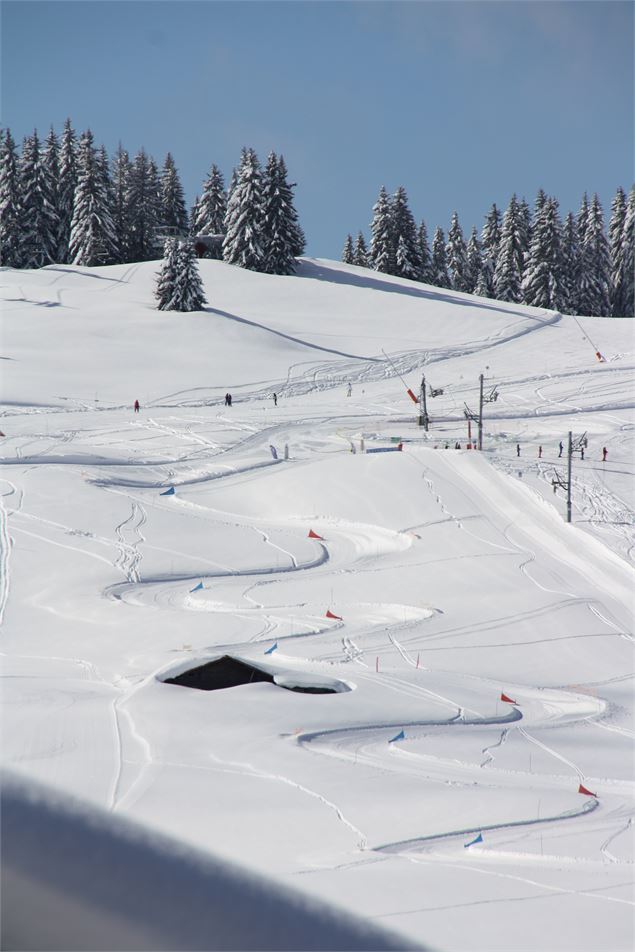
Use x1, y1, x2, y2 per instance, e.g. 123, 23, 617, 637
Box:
602, 447, 608, 462
134, 399, 140, 413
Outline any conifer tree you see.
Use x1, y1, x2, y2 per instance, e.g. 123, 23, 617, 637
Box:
126, 148, 162, 261
42, 127, 61, 262
577, 193, 589, 249
392, 186, 421, 280
261, 152, 302, 274
418, 220, 433, 283
560, 211, 580, 315
431, 226, 450, 288
478, 204, 501, 297
68, 129, 117, 266
353, 231, 369, 267
446, 211, 469, 291
159, 153, 188, 234
170, 241, 207, 311
193, 164, 227, 258
493, 194, 525, 302
578, 194, 611, 316
111, 144, 132, 263
608, 185, 628, 317
0, 129, 23, 267
276, 155, 305, 257
341, 234, 354, 264
222, 147, 265, 271
521, 196, 564, 310
57, 119, 77, 263
20, 130, 58, 267
621, 186, 635, 317
518, 197, 532, 276
466, 227, 482, 293
369, 185, 395, 274
155, 238, 180, 310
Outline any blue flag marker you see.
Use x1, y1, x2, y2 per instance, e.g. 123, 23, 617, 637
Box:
389, 729, 405, 743
264, 642, 278, 655
190, 582, 203, 593
464, 832, 483, 848
160, 486, 175, 496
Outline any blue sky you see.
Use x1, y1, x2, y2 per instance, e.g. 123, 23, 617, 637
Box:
2, 1, 633, 257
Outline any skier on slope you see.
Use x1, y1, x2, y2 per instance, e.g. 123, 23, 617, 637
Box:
134, 399, 140, 413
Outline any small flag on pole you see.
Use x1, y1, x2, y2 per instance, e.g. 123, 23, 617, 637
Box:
160, 486, 175, 496
501, 692, 517, 704
190, 582, 203, 593
308, 529, 324, 540
464, 832, 483, 848
389, 729, 405, 743
264, 642, 278, 655
326, 609, 342, 620
578, 783, 597, 797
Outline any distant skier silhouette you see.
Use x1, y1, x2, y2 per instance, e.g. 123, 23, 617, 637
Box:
558, 441, 563, 458
224, 393, 232, 407
134, 399, 140, 413
273, 393, 277, 406
602, 447, 608, 462
516, 443, 521, 457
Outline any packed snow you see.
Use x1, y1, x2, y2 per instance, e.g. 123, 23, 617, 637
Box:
1, 258, 634, 951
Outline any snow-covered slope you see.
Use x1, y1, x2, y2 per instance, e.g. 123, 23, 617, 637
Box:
1, 259, 633, 951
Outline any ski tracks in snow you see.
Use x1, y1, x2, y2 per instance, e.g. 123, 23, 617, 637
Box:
114, 501, 146, 583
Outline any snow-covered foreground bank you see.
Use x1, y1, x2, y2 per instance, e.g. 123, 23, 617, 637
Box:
1, 259, 634, 951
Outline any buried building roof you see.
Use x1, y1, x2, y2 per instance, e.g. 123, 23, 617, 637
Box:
162, 654, 348, 694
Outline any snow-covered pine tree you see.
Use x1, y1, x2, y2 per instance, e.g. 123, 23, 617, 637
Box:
223, 148, 266, 270
466, 226, 482, 293
155, 237, 180, 310
170, 241, 207, 311
576, 193, 589, 249
493, 194, 525, 302
478, 203, 502, 297
446, 211, 469, 291
68, 128, 117, 266
518, 197, 532, 277
111, 144, 132, 263
578, 194, 611, 316
275, 155, 305, 257
0, 129, 23, 267
392, 186, 422, 281
341, 234, 354, 264
57, 119, 77, 263
608, 185, 628, 317
42, 127, 61, 263
369, 185, 395, 274
353, 231, 369, 268
159, 153, 188, 235
521, 196, 564, 310
125, 148, 162, 262
261, 152, 301, 275
20, 130, 58, 267
560, 211, 580, 315
418, 220, 433, 283
620, 186, 635, 317
431, 226, 450, 288
193, 164, 227, 257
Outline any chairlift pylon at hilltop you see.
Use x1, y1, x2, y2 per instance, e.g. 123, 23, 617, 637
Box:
152, 226, 224, 258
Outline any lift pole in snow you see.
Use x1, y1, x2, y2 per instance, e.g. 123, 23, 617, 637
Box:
418, 374, 429, 430
478, 374, 484, 450
552, 430, 586, 523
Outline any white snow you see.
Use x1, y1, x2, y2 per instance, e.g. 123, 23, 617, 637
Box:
1, 257, 634, 951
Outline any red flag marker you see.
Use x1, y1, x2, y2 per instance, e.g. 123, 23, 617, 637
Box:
325, 609, 342, 620
578, 783, 597, 797
308, 529, 324, 540
501, 692, 517, 704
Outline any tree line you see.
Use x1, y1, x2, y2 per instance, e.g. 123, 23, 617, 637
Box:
0, 120, 305, 276
342, 185, 634, 317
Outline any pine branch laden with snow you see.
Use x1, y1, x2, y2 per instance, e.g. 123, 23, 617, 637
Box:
341, 234, 354, 264
261, 152, 301, 275
156, 240, 206, 312
446, 212, 469, 292
193, 164, 227, 257
521, 196, 565, 311
369, 185, 395, 275
0, 129, 23, 267
431, 226, 450, 288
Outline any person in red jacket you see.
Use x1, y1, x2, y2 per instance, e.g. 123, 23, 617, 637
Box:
134, 399, 140, 413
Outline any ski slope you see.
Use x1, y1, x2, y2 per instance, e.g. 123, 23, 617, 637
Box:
1, 258, 634, 951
